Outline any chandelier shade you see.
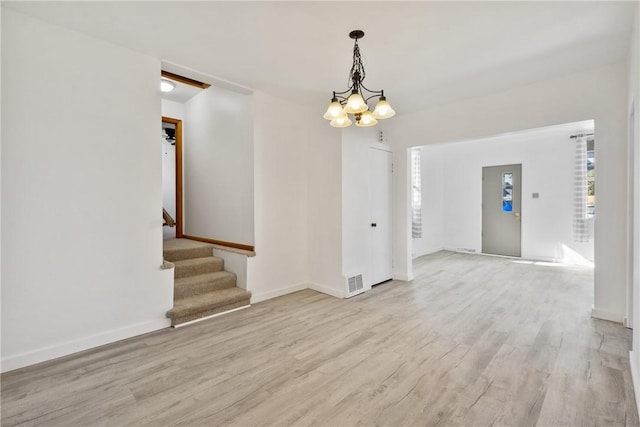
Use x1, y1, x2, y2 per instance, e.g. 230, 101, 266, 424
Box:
372, 97, 395, 119
344, 92, 368, 114
355, 110, 378, 127
323, 30, 394, 128
330, 116, 353, 128
323, 99, 347, 120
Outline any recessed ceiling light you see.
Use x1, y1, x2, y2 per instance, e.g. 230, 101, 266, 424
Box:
160, 79, 176, 93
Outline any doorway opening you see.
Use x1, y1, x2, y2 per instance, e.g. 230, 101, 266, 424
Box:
162, 116, 183, 239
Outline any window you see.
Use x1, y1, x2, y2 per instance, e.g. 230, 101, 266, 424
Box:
573, 133, 594, 242
586, 138, 595, 218
411, 148, 422, 238
502, 172, 513, 212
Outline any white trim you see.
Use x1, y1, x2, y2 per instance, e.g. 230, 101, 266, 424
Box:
308, 282, 345, 299
591, 305, 625, 323
394, 273, 414, 281
250, 282, 307, 304
1, 318, 170, 373
630, 351, 640, 421
161, 60, 253, 95
173, 305, 250, 328
445, 247, 479, 255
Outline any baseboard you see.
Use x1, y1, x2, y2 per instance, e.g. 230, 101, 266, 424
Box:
1, 318, 171, 373
445, 246, 479, 255
412, 247, 444, 259
394, 273, 414, 281
630, 351, 640, 420
591, 305, 625, 323
250, 282, 308, 303
308, 282, 345, 299
522, 254, 558, 263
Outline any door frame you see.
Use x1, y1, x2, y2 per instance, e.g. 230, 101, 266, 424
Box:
162, 116, 183, 238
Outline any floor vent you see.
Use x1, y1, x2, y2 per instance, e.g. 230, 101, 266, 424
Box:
345, 274, 365, 298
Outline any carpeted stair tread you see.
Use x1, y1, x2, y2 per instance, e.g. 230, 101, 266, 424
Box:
175, 271, 237, 298
173, 257, 224, 279
163, 245, 213, 262
167, 287, 251, 320
163, 238, 214, 262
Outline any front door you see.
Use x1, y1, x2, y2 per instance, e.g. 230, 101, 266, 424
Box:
482, 164, 522, 257
369, 147, 393, 285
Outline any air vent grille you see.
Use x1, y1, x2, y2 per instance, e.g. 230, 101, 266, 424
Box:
345, 274, 364, 298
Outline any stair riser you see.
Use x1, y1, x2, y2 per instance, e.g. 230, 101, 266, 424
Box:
174, 260, 223, 279
166, 290, 252, 319
164, 246, 213, 262
170, 300, 251, 326
175, 276, 237, 299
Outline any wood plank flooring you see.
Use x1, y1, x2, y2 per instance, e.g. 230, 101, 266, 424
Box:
2, 251, 638, 426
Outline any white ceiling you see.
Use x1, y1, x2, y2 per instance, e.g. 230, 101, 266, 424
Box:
4, 1, 636, 114
161, 78, 203, 104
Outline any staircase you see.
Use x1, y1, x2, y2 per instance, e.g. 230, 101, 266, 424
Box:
163, 238, 251, 326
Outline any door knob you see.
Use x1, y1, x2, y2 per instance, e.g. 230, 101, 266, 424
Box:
371, 223, 377, 227
514, 212, 520, 221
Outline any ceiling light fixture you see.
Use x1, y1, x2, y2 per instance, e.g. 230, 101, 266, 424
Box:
324, 30, 395, 128
160, 79, 176, 93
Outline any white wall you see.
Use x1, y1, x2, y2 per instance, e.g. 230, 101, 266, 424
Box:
416, 122, 594, 263
161, 99, 184, 122
0, 4, 4, 366
1, 10, 173, 372
412, 146, 445, 258
247, 91, 311, 302
628, 3, 640, 417
391, 61, 628, 323
307, 111, 344, 298
183, 86, 254, 246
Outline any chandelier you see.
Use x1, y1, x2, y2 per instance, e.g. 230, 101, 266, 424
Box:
323, 30, 395, 128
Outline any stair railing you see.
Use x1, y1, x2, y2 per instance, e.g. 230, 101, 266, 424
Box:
163, 208, 176, 227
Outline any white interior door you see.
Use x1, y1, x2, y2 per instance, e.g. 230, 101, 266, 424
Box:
369, 147, 393, 285
482, 164, 522, 257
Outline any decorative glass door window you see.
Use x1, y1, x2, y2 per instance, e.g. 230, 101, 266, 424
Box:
502, 172, 513, 212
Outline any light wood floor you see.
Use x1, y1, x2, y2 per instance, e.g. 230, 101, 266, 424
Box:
2, 251, 638, 426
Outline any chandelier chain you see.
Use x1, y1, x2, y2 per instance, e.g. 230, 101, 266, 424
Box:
348, 39, 366, 90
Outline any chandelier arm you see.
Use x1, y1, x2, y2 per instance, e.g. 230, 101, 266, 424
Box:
333, 87, 355, 96
358, 82, 383, 96
363, 94, 383, 104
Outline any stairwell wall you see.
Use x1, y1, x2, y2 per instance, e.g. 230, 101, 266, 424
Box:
1, 10, 173, 372
183, 86, 254, 246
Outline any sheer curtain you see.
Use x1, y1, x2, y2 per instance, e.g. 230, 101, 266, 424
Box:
573, 133, 591, 242
411, 148, 422, 238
